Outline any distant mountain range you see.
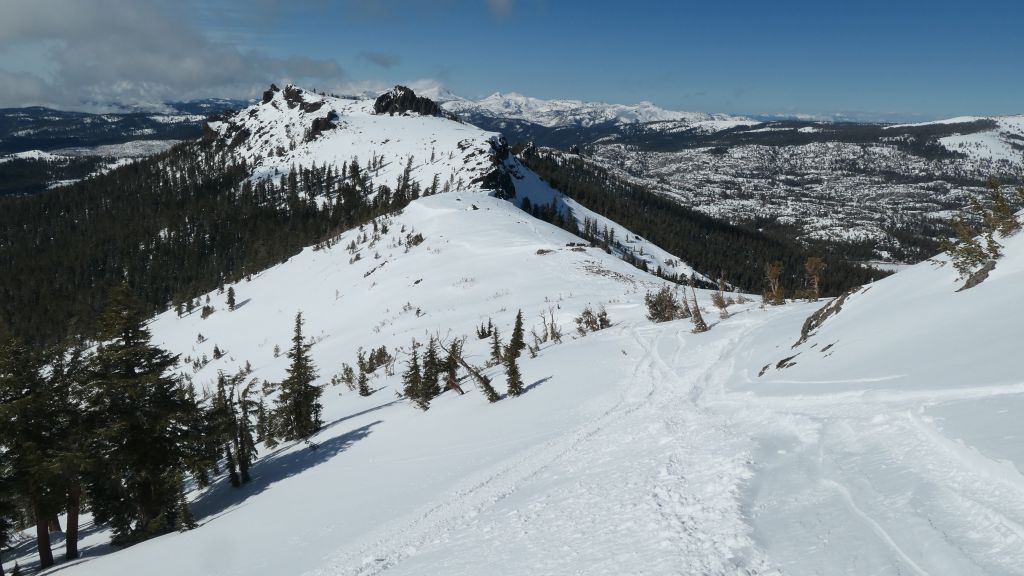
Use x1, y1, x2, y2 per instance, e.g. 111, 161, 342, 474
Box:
2, 88, 1021, 263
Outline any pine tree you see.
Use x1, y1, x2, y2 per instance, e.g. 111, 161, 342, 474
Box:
421, 337, 442, 400
272, 312, 323, 441
227, 287, 236, 311
504, 351, 524, 397
489, 328, 503, 367
357, 368, 371, 396
402, 343, 428, 410
0, 339, 58, 568
508, 310, 525, 359
942, 218, 989, 279
84, 284, 200, 544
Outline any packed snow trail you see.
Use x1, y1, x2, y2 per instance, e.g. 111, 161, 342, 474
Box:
311, 321, 773, 576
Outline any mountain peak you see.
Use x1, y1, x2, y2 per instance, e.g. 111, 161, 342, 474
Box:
372, 85, 457, 120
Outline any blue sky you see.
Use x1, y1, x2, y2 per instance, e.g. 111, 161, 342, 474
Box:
1, 0, 1021, 120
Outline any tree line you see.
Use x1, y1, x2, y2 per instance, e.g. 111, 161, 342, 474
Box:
0, 142, 430, 347
520, 148, 886, 296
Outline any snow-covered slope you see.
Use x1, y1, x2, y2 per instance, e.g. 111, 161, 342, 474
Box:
206, 84, 506, 190
8, 86, 1023, 576
444, 91, 749, 129
890, 115, 1024, 163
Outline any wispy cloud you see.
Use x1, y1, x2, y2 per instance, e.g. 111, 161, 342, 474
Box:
360, 51, 401, 69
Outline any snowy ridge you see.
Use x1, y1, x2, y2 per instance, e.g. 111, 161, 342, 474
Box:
889, 114, 1024, 164
9, 86, 1024, 576
444, 91, 749, 129
206, 85, 505, 191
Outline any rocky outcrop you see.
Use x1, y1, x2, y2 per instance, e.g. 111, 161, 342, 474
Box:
373, 86, 458, 120
262, 84, 280, 104
471, 136, 516, 200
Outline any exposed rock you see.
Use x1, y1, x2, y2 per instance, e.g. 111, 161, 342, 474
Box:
794, 287, 856, 347
373, 86, 458, 120
306, 111, 339, 142
957, 259, 997, 291
262, 84, 280, 104
471, 136, 516, 200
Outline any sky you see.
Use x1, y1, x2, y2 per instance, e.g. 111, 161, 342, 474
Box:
0, 0, 1021, 120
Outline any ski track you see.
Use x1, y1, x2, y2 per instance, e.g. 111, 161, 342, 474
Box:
718, 310, 1024, 576
309, 321, 772, 576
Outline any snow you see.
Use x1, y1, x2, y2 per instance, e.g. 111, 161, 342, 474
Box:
9, 87, 1024, 576
889, 115, 1024, 165
0, 149, 67, 163
210, 86, 502, 191
444, 91, 746, 129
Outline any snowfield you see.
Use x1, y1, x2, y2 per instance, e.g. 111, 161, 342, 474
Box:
6, 88, 1023, 576
9, 190, 1022, 576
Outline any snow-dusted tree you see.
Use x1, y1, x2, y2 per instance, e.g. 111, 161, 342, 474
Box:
227, 287, 236, 311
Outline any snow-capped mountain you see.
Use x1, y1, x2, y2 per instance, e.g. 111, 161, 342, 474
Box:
432, 89, 1023, 263
5, 83, 1023, 576
206, 84, 507, 193
443, 91, 747, 129
8, 79, 1024, 569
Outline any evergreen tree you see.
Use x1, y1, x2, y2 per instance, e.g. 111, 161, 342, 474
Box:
357, 368, 371, 396
402, 343, 428, 410
942, 218, 989, 279
504, 351, 524, 397
0, 339, 58, 568
421, 337, 442, 400
489, 328, 503, 367
508, 310, 525, 359
227, 287, 236, 311
272, 312, 323, 441
84, 284, 200, 545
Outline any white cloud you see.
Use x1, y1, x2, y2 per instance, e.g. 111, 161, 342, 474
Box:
0, 0, 345, 110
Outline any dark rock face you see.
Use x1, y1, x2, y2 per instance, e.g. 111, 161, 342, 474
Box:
306, 111, 340, 142
262, 84, 280, 104
373, 86, 458, 120
471, 136, 517, 200
283, 85, 304, 109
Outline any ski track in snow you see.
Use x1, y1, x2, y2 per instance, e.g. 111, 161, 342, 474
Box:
309, 320, 774, 576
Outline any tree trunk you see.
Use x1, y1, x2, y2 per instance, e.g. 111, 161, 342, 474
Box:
66, 480, 81, 560
34, 504, 54, 569
48, 515, 62, 533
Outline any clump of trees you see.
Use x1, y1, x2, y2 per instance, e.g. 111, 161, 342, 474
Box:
943, 178, 1023, 281
574, 305, 611, 336
644, 286, 690, 322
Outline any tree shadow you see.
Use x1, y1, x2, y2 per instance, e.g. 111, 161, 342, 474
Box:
231, 298, 252, 311
501, 376, 553, 399
524, 376, 552, 393
190, 419, 380, 524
